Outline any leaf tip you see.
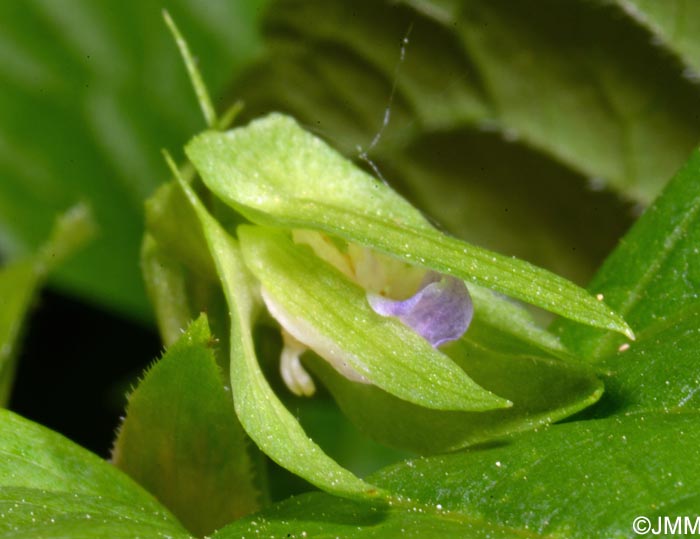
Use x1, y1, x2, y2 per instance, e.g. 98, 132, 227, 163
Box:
162, 9, 217, 127
603, 305, 635, 341
612, 315, 636, 341
455, 389, 512, 412
37, 202, 98, 272
486, 395, 513, 410
161, 7, 172, 25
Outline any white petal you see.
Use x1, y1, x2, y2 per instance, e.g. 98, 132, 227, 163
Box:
262, 287, 370, 386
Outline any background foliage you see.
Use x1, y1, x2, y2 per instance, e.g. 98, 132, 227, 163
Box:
1, 1, 699, 538
0, 0, 265, 319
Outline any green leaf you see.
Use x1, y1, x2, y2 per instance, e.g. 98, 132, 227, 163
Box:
377, 413, 700, 535
214, 413, 700, 538
0, 489, 192, 539
305, 335, 602, 453
595, 303, 700, 416
0, 409, 189, 538
0, 204, 94, 405
239, 225, 507, 412
186, 113, 632, 338
0, 0, 265, 320
555, 148, 700, 359
548, 145, 700, 420
408, 0, 700, 203
212, 493, 519, 539
611, 0, 700, 75
112, 314, 261, 536
174, 169, 380, 499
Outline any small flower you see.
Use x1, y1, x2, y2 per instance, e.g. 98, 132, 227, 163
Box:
267, 230, 474, 395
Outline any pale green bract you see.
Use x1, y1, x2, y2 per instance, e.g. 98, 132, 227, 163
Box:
186, 113, 633, 339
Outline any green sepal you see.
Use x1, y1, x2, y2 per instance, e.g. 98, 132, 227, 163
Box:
172, 164, 382, 499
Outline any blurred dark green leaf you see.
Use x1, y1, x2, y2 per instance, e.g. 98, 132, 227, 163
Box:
0, 409, 189, 538
0, 260, 38, 407
112, 314, 261, 537
215, 413, 700, 538
0, 204, 94, 405
612, 0, 700, 74
0, 0, 266, 320
252, 0, 700, 202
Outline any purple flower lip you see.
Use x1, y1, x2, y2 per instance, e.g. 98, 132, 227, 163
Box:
367, 272, 473, 347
